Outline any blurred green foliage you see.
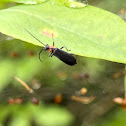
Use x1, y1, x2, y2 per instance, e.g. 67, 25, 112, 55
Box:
0, 104, 74, 126
0, 0, 126, 126
0, 34, 75, 126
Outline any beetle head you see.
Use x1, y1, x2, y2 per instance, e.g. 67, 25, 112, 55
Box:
45, 44, 50, 50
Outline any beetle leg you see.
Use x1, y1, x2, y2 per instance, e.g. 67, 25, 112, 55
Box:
39, 49, 44, 62
49, 53, 54, 57
60, 46, 71, 51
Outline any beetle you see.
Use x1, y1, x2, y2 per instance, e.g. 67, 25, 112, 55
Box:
24, 29, 77, 66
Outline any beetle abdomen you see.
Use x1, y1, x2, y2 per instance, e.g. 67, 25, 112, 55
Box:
53, 48, 77, 66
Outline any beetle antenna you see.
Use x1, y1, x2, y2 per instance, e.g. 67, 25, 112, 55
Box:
24, 28, 45, 46
52, 33, 55, 46
39, 48, 44, 62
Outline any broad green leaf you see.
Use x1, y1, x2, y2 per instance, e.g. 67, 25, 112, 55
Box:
0, 1, 126, 64
0, 0, 45, 4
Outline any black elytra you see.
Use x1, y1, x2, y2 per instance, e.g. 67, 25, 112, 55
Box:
24, 29, 77, 66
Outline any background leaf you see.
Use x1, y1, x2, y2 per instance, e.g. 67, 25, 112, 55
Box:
0, 0, 46, 4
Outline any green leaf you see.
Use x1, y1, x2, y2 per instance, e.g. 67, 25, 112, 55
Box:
0, 0, 46, 4
0, 1, 126, 64
64, 0, 88, 8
